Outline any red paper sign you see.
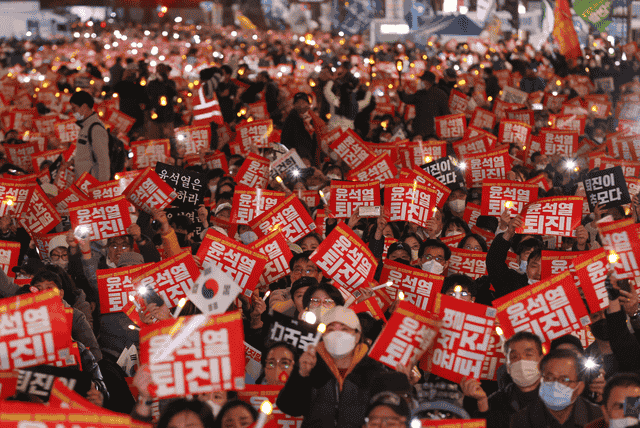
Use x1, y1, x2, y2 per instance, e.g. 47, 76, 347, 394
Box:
197, 229, 268, 296
540, 128, 579, 156
599, 219, 640, 281
4, 141, 40, 173
571, 249, 609, 313
123, 168, 177, 214
448, 248, 487, 279
88, 179, 125, 200
0, 401, 135, 428
309, 221, 378, 293
481, 179, 539, 217
296, 189, 321, 208
234, 152, 270, 189
236, 119, 274, 150
329, 129, 376, 169
464, 147, 511, 188
470, 108, 496, 130
435, 113, 466, 140
453, 135, 495, 159
540, 251, 585, 280
250, 230, 294, 287
237, 385, 303, 428
139, 311, 245, 398
449, 90, 470, 114
493, 270, 591, 344
230, 185, 287, 225
384, 179, 438, 228
54, 120, 80, 145
549, 114, 586, 134
499, 120, 531, 147
97, 263, 155, 314
0, 179, 35, 216
175, 125, 211, 156
378, 259, 443, 310
399, 140, 447, 168
248, 194, 316, 243
399, 167, 451, 207
480, 329, 506, 381
346, 153, 397, 183
104, 108, 135, 136
68, 195, 133, 241
0, 240, 20, 278
130, 139, 170, 169
463, 202, 482, 229
516, 196, 583, 237
506, 110, 534, 127
329, 180, 380, 219
19, 185, 61, 235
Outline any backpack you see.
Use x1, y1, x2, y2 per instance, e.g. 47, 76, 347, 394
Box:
88, 122, 127, 180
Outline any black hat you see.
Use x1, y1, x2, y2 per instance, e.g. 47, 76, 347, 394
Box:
419, 71, 436, 84
365, 390, 411, 423
293, 92, 311, 104
387, 242, 411, 259
290, 276, 318, 297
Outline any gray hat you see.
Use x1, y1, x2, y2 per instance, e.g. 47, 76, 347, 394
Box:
117, 252, 144, 268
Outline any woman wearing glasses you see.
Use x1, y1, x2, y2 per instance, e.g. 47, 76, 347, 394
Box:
259, 342, 297, 386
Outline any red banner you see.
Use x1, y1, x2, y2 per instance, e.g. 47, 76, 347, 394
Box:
481, 179, 539, 218
465, 147, 511, 188
0, 179, 35, 216
250, 230, 294, 287
175, 125, 211, 155
54, 120, 80, 145
309, 221, 378, 293
123, 168, 177, 214
494, 271, 590, 344
0, 401, 135, 428
419, 420, 486, 428
234, 152, 270, 189
599, 219, 640, 281
427, 294, 497, 382
470, 108, 496, 130
448, 248, 487, 279
571, 249, 609, 313
139, 311, 245, 398
398, 167, 451, 208
329, 129, 375, 170
384, 179, 438, 228
346, 153, 397, 183
130, 139, 170, 169
68, 196, 132, 241
329, 180, 380, 219
498, 120, 531, 148
368, 300, 440, 369
0, 240, 20, 278
552, 0, 581, 63
540, 129, 579, 156
378, 259, 443, 310
19, 185, 61, 235
435, 113, 466, 140
97, 263, 155, 314
248, 194, 316, 243
197, 228, 268, 296
516, 196, 583, 237
4, 141, 40, 173
230, 185, 287, 225
540, 251, 585, 280
399, 140, 447, 168
237, 385, 303, 428
236, 119, 273, 150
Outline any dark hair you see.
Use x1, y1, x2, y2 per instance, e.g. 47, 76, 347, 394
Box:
44, 265, 81, 307
443, 217, 471, 236
602, 373, 640, 408
31, 270, 62, 290
302, 282, 345, 310
297, 233, 322, 249
158, 399, 215, 428
504, 331, 543, 358
401, 233, 423, 246
531, 151, 543, 164
458, 234, 488, 252
515, 237, 542, 256
419, 239, 452, 261
220, 65, 233, 75
442, 274, 477, 296
540, 348, 586, 382
214, 400, 258, 428
261, 342, 298, 370
69, 90, 94, 108
528, 248, 543, 263
107, 234, 134, 249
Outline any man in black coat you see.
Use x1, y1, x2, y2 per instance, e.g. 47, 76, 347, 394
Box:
280, 92, 317, 165
398, 71, 450, 140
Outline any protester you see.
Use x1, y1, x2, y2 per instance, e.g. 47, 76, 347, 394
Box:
70, 90, 111, 181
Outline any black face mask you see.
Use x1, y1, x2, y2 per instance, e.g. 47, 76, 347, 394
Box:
590, 318, 608, 341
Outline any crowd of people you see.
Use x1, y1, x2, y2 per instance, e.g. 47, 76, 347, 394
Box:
0, 16, 640, 428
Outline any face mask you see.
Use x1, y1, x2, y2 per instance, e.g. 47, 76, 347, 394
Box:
238, 230, 258, 245
209, 185, 217, 195
536, 163, 548, 171
508, 360, 540, 388
73, 112, 85, 121
323, 331, 357, 359
449, 199, 466, 213
52, 259, 69, 270
326, 174, 341, 181
538, 380, 577, 411
411, 249, 419, 261
206, 401, 223, 417
528, 278, 538, 285
609, 418, 638, 428
307, 184, 321, 191
590, 318, 609, 341
422, 259, 444, 275
445, 229, 464, 237
519, 260, 527, 273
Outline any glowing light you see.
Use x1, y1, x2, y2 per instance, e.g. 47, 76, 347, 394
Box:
585, 357, 597, 369
151, 112, 158, 120
424, 155, 433, 163
504, 201, 514, 209
496, 326, 504, 336
454, 285, 463, 293
160, 96, 167, 106
302, 311, 316, 324
275, 176, 283, 184
459, 162, 467, 170
609, 251, 620, 264
398, 291, 405, 301
487, 96, 493, 102
260, 400, 273, 415
317, 323, 326, 333
556, 79, 562, 86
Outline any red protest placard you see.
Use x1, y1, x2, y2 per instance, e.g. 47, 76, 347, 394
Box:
0, 289, 72, 370
368, 300, 440, 370
19, 185, 61, 235
419, 420, 486, 428
230, 185, 286, 225
463, 202, 482, 229
499, 120, 531, 148
0, 179, 35, 216
74, 172, 99, 197
175, 125, 211, 156
398, 167, 451, 208
130, 139, 170, 169
599, 157, 640, 179
427, 294, 497, 382
50, 182, 89, 216
399, 140, 447, 168
540, 129, 579, 156
197, 228, 268, 296
32, 231, 68, 264
586, 98, 611, 119
0, 401, 135, 428
493, 270, 591, 344
329, 180, 380, 219
0, 241, 20, 278
368, 141, 400, 165
599, 219, 640, 281
481, 179, 539, 218
191, 151, 228, 172
87, 179, 126, 200
349, 295, 387, 321
448, 248, 487, 279
571, 249, 609, 313
133, 250, 201, 308
480, 329, 506, 381
329, 128, 375, 170
526, 173, 552, 192
236, 119, 273, 150
248, 194, 316, 243
516, 196, 583, 237
123, 168, 177, 214
506, 110, 534, 127
54, 120, 80, 145
68, 195, 132, 241
296, 189, 321, 208
449, 90, 470, 114
237, 385, 303, 428
378, 259, 443, 310
346, 153, 397, 183
470, 108, 496, 130
384, 179, 438, 228
310, 221, 378, 293
104, 108, 135, 136
250, 230, 294, 288
4, 141, 40, 173
453, 136, 493, 159
139, 311, 245, 398
97, 263, 155, 314
234, 152, 270, 189
549, 114, 586, 134
34, 115, 60, 136
435, 113, 466, 140
540, 251, 585, 280
465, 146, 511, 188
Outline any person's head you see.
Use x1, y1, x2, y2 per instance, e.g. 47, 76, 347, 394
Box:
214, 400, 258, 428
443, 216, 471, 238
302, 282, 345, 322
323, 306, 362, 359
526, 248, 542, 282
298, 233, 321, 252
531, 151, 548, 170
158, 399, 215, 428
262, 342, 297, 385
447, 188, 468, 214
44, 264, 80, 307
292, 92, 311, 115
401, 233, 422, 261
386, 242, 412, 265
419, 71, 436, 88
539, 349, 586, 411
419, 239, 451, 275
503, 331, 544, 390
290, 276, 319, 314
106, 235, 134, 266
363, 392, 411, 428
441, 274, 476, 302
335, 61, 350, 80
515, 237, 542, 269
289, 251, 322, 283
550, 334, 584, 355
48, 235, 69, 270
69, 90, 94, 121
601, 373, 640, 426
458, 234, 488, 252
29, 270, 63, 296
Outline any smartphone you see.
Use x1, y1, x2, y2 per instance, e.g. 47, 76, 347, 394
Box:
359, 206, 381, 217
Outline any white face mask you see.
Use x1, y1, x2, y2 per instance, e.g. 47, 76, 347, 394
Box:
52, 259, 69, 270
528, 278, 538, 285
73, 112, 85, 121
508, 360, 540, 388
422, 259, 444, 275
323, 331, 357, 359
609, 418, 638, 428
449, 199, 466, 213
445, 229, 464, 237
206, 401, 223, 417
238, 230, 258, 245
519, 260, 527, 273
326, 174, 341, 181
308, 184, 321, 191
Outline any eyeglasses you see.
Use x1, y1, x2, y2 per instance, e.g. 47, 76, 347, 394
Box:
293, 267, 319, 275
542, 374, 579, 387
50, 253, 68, 261
423, 254, 445, 263
463, 245, 482, 251
265, 359, 293, 370
109, 245, 131, 251
309, 298, 335, 308
446, 290, 469, 297
364, 416, 407, 428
